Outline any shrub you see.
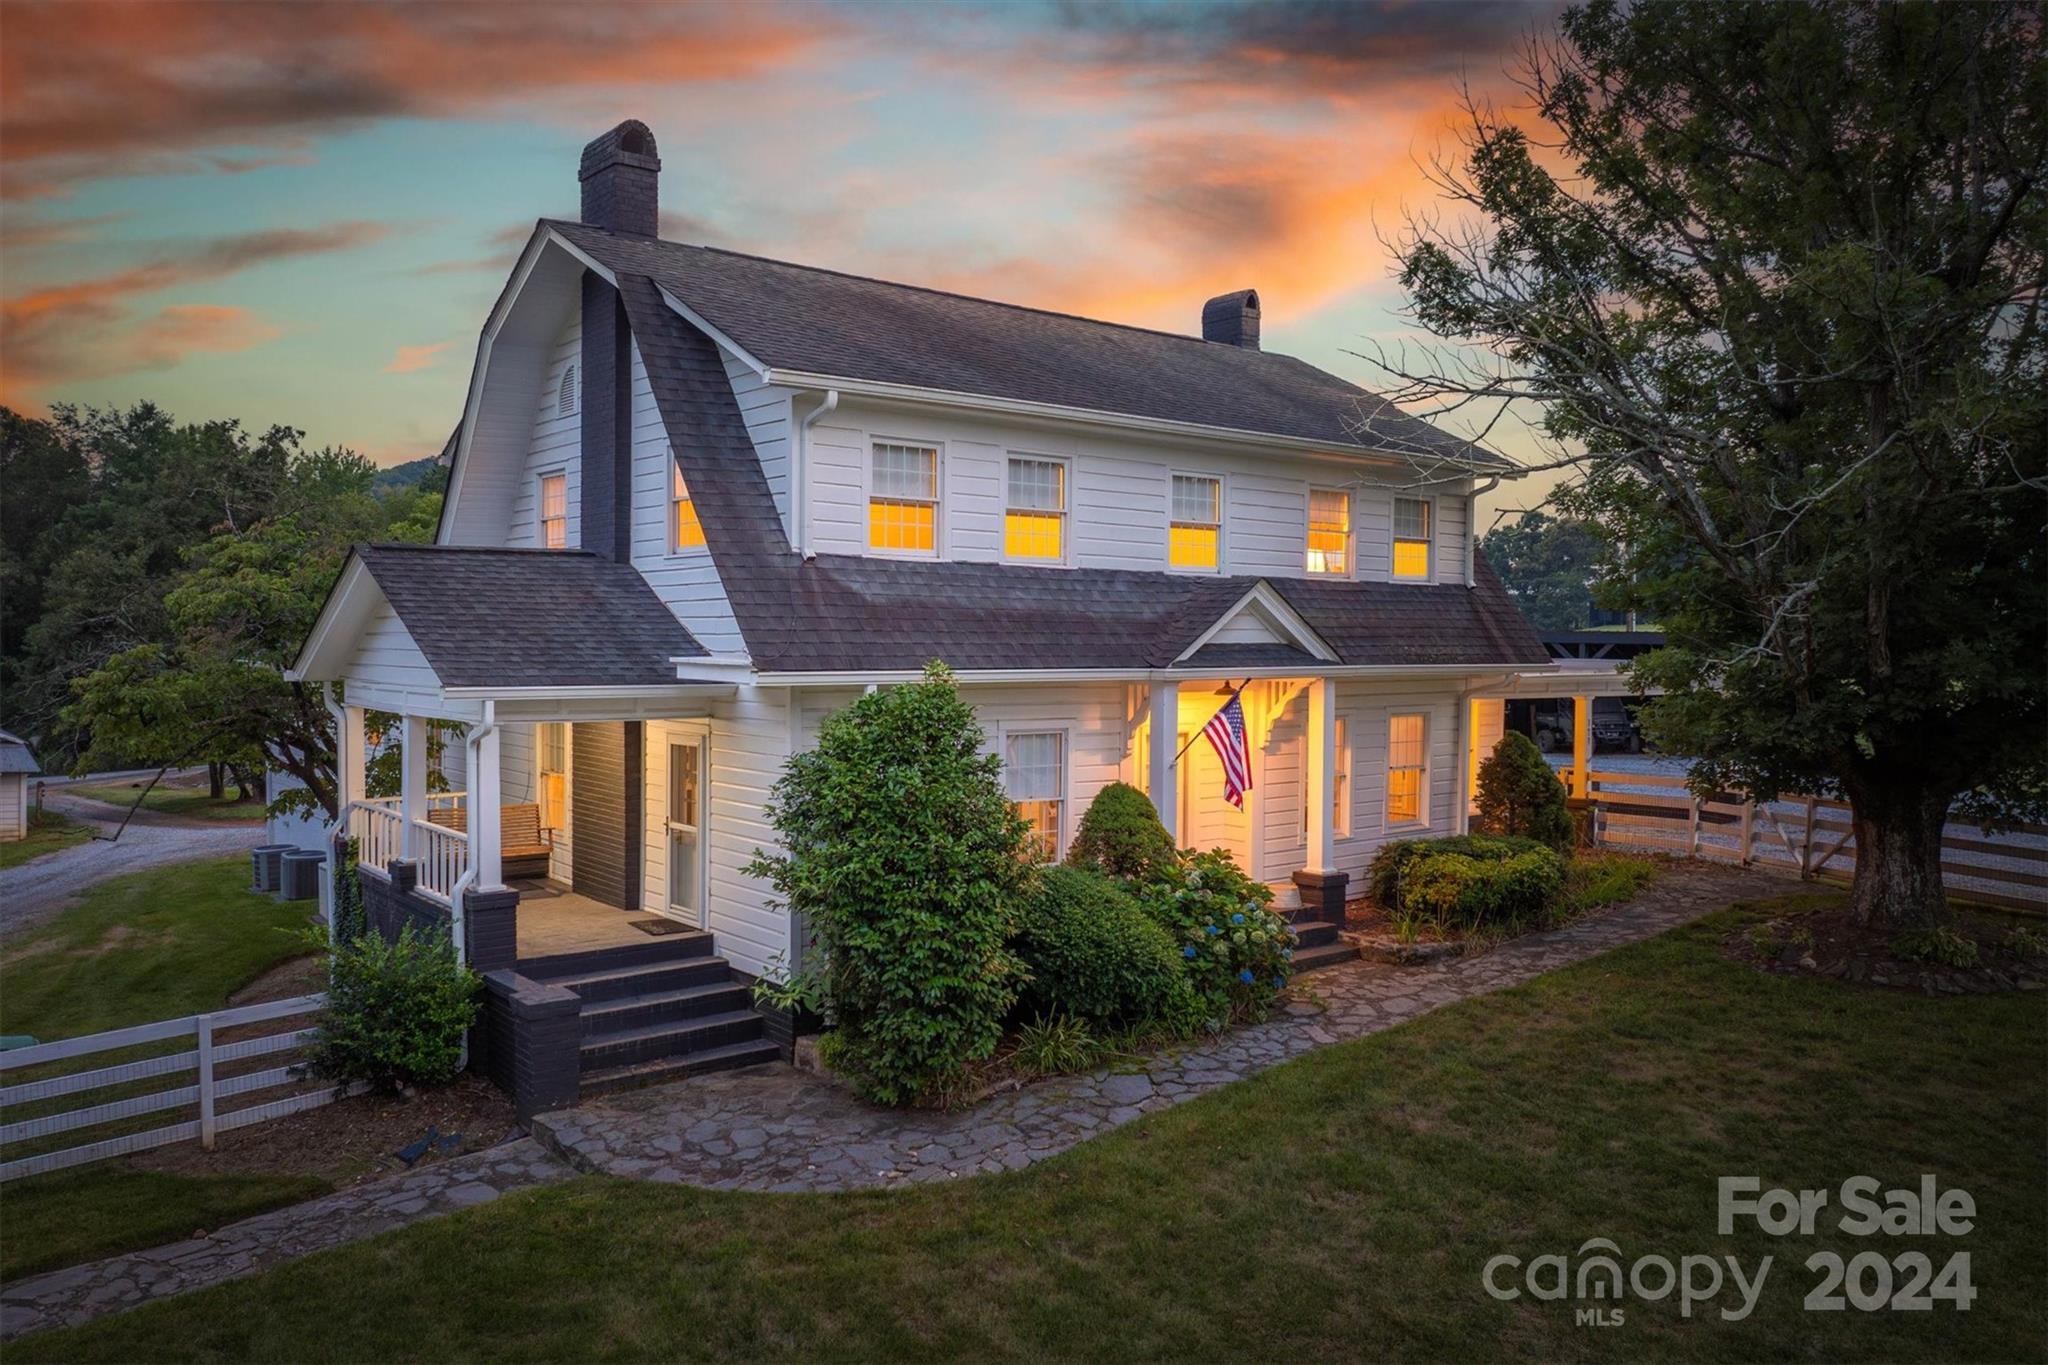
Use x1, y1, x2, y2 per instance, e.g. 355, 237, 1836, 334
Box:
301, 924, 481, 1091
1474, 732, 1576, 851
1066, 781, 1179, 884
746, 662, 1030, 1106
1891, 927, 1980, 969
332, 837, 366, 943
1367, 833, 1548, 907
1139, 849, 1292, 1028
1012, 866, 1184, 1027
1013, 1013, 1100, 1075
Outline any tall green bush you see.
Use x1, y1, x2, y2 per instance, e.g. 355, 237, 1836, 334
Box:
747, 662, 1030, 1106
1474, 732, 1576, 851
1367, 832, 1548, 907
302, 924, 480, 1091
1065, 782, 1178, 884
1012, 866, 1184, 1028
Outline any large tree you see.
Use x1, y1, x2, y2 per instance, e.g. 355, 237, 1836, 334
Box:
1478, 510, 1607, 630
1382, 1, 2045, 925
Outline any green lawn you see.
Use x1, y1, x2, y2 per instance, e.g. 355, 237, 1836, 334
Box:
0, 1168, 330, 1281
65, 784, 264, 823
0, 808, 91, 870
0, 856, 315, 1042
21, 894, 2044, 1361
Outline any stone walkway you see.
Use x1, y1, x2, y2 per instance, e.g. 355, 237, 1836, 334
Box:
532, 862, 1790, 1189
1, 861, 1787, 1342
0, 1138, 573, 1342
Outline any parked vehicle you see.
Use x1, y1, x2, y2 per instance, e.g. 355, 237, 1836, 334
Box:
1505, 697, 1644, 754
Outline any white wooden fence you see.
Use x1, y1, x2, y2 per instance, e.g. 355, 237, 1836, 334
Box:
1584, 770, 2048, 912
0, 994, 354, 1182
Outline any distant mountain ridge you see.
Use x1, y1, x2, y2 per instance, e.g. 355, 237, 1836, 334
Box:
372, 456, 444, 494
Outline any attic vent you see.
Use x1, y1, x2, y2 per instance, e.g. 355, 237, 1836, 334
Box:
558, 362, 579, 417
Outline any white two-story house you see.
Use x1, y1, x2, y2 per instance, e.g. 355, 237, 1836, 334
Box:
291, 121, 1551, 1103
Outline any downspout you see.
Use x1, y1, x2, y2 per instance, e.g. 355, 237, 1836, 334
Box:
794, 389, 839, 559
447, 699, 495, 1071
1465, 474, 1502, 587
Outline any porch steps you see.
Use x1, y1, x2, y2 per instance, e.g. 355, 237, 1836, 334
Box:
519, 933, 780, 1099
1287, 918, 1360, 974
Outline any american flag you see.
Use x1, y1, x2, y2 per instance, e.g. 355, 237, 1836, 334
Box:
1201, 692, 1253, 810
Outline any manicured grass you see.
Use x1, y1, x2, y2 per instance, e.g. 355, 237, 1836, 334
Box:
65, 784, 264, 822
0, 1168, 329, 1282
0, 808, 91, 870
1561, 849, 1662, 914
0, 856, 315, 1042
24, 895, 2044, 1361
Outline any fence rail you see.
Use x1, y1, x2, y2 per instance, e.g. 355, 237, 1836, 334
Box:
0, 994, 353, 1182
1584, 770, 2048, 912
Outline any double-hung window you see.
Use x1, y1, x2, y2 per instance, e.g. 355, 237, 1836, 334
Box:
1005, 457, 1065, 561
538, 723, 567, 831
1005, 731, 1066, 862
1393, 497, 1432, 579
869, 442, 939, 553
1301, 716, 1352, 840
671, 460, 705, 552
1170, 474, 1221, 571
538, 472, 568, 550
1386, 713, 1427, 826
1307, 488, 1350, 576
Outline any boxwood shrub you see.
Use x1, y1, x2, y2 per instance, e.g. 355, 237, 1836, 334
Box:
1065, 781, 1179, 885
1367, 833, 1550, 906
1367, 834, 1566, 929
1011, 866, 1184, 1028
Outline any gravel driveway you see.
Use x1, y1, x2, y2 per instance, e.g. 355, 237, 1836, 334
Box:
0, 789, 263, 941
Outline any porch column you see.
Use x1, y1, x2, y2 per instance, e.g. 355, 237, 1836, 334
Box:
1148, 680, 1179, 840
1572, 694, 1592, 799
471, 719, 504, 892
399, 714, 429, 860
333, 701, 368, 813
1305, 677, 1335, 873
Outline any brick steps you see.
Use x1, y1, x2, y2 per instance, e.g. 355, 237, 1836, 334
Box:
578, 1039, 785, 1098
1292, 938, 1361, 973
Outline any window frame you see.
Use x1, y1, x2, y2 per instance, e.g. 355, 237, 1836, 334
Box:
536, 469, 569, 550
537, 723, 568, 831
1168, 471, 1225, 574
668, 454, 707, 557
1384, 711, 1430, 830
1306, 485, 1353, 579
1002, 453, 1070, 565
1391, 494, 1436, 582
1001, 724, 1071, 864
865, 436, 943, 558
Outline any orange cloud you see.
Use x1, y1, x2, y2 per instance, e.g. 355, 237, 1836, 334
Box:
0, 1, 831, 198
383, 341, 451, 374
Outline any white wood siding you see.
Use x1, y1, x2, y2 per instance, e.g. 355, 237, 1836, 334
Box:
723, 352, 793, 534
629, 341, 745, 653
0, 773, 25, 840
798, 397, 1472, 584
504, 311, 582, 551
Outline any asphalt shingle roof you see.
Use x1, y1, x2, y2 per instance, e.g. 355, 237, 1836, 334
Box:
616, 271, 1548, 675
0, 729, 39, 776
354, 544, 706, 689
551, 220, 1509, 468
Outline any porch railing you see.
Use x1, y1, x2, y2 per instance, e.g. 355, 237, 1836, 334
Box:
360, 791, 466, 812
346, 801, 403, 874
411, 818, 470, 906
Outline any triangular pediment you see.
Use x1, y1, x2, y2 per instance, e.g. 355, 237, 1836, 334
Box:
1175, 581, 1337, 664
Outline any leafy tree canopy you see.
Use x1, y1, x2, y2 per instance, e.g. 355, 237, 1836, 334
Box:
1477, 510, 1607, 631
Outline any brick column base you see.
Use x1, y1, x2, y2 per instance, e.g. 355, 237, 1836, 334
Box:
1291, 869, 1350, 923
482, 971, 582, 1120
462, 887, 520, 976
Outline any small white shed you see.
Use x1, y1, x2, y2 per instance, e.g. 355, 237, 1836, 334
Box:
0, 729, 41, 841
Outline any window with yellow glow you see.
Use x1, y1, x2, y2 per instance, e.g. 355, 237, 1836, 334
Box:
1393, 497, 1432, 579
1386, 712, 1426, 825
538, 723, 567, 829
1004, 457, 1065, 561
1300, 715, 1352, 839
671, 462, 706, 552
1306, 488, 1350, 575
869, 442, 939, 553
1005, 730, 1065, 862
1170, 474, 1221, 570
538, 472, 568, 550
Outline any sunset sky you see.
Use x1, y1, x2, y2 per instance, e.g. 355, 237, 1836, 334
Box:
0, 0, 1560, 520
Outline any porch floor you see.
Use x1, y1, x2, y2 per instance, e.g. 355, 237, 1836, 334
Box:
513, 880, 681, 961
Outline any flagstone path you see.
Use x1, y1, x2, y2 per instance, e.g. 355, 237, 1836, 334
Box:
2, 860, 1789, 1342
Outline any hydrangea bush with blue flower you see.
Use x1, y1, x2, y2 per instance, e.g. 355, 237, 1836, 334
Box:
1138, 848, 1292, 1029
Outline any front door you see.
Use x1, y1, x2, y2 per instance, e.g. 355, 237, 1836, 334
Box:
666, 738, 706, 928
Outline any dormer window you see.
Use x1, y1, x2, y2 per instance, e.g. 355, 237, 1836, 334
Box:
1307, 488, 1350, 576
1393, 497, 1433, 579
557, 363, 579, 418
1169, 474, 1221, 571
1004, 457, 1066, 562
670, 460, 705, 552
869, 441, 938, 554
538, 472, 568, 549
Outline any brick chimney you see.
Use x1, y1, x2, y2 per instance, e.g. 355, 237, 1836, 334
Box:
1202, 289, 1261, 350
579, 120, 661, 237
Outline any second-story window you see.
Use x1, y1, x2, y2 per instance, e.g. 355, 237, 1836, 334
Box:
1307, 488, 1350, 576
1393, 497, 1432, 579
538, 472, 567, 549
1005, 457, 1065, 561
869, 441, 938, 554
1170, 474, 1221, 571
671, 461, 705, 552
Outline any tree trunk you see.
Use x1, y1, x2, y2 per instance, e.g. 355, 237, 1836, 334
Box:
1843, 778, 1951, 928
207, 761, 225, 800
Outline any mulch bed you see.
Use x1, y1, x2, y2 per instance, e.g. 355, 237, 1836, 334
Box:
127, 1073, 520, 1186
1726, 902, 2048, 995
